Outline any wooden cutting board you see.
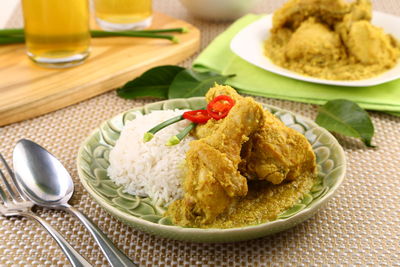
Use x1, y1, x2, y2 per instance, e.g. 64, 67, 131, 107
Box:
0, 12, 200, 126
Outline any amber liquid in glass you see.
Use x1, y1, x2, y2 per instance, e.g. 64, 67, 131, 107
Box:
94, 0, 152, 31
22, 0, 90, 68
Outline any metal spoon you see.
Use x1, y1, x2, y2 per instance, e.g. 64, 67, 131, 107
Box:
13, 139, 137, 267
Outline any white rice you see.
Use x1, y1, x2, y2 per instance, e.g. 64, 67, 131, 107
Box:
107, 109, 194, 204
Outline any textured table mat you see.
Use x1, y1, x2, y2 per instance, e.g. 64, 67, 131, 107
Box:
1, 0, 400, 266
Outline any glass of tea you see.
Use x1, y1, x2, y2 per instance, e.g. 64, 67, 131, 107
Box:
21, 0, 91, 68
93, 0, 153, 31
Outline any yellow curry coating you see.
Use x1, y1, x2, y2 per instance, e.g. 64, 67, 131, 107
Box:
265, 0, 400, 80
166, 85, 317, 228
285, 18, 344, 64
198, 85, 316, 186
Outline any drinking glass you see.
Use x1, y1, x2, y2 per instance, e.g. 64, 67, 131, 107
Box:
21, 0, 91, 68
93, 0, 153, 31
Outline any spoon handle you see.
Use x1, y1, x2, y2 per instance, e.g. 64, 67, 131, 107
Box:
63, 205, 138, 267
21, 211, 92, 267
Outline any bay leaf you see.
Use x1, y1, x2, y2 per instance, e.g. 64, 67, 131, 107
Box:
315, 99, 375, 147
116, 65, 184, 99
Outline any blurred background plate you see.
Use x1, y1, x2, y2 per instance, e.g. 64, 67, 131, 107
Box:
230, 12, 400, 87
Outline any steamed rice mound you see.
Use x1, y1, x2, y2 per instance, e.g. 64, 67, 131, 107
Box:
107, 110, 195, 204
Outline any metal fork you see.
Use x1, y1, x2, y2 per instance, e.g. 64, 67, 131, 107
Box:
0, 153, 92, 267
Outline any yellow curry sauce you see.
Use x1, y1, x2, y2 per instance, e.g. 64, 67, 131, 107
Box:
166, 173, 316, 229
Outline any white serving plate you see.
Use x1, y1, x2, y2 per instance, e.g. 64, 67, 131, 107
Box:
230, 11, 400, 87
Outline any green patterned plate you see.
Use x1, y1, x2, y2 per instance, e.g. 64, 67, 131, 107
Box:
77, 97, 346, 243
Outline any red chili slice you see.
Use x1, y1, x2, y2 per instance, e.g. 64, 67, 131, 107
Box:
183, 109, 211, 124
207, 95, 235, 120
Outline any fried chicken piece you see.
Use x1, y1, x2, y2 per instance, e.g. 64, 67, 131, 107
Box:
335, 0, 399, 66
285, 17, 344, 64
272, 0, 350, 32
180, 96, 264, 223
335, 0, 372, 35
239, 112, 316, 185
349, 0, 372, 21
195, 85, 316, 185
346, 21, 399, 65
174, 141, 236, 224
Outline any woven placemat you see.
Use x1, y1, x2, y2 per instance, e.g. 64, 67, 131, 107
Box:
1, 0, 400, 266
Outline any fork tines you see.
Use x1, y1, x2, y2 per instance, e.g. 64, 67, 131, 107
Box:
0, 152, 30, 207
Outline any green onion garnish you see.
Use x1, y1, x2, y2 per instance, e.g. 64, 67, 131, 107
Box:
166, 123, 196, 146
143, 115, 184, 142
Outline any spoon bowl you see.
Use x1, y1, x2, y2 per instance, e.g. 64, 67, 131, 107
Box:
13, 139, 73, 206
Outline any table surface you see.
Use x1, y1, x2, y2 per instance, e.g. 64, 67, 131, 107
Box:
1, 0, 400, 266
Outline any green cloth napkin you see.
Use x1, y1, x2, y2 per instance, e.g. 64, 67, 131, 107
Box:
193, 14, 400, 116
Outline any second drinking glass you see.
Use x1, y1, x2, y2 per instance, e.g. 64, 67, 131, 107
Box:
94, 0, 153, 31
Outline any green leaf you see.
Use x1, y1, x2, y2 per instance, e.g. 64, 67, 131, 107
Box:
168, 69, 235, 99
315, 99, 375, 147
116, 65, 185, 99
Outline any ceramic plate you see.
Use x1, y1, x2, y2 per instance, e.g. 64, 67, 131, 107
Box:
230, 11, 400, 87
77, 97, 346, 243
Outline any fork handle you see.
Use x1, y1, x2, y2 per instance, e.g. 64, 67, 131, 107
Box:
21, 211, 92, 267
61, 204, 137, 267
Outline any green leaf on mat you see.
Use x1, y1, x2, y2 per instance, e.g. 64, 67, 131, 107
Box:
168, 69, 235, 99
116, 65, 185, 99
315, 99, 375, 147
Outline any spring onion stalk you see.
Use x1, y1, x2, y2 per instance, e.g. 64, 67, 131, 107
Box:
166, 122, 196, 146
143, 115, 184, 142
0, 28, 187, 36
0, 28, 24, 36
90, 30, 179, 43
0, 28, 186, 44
0, 36, 24, 44
90, 28, 188, 36
135, 27, 188, 33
